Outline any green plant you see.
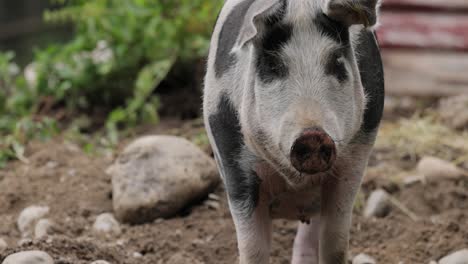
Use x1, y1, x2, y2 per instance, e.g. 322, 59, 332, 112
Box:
0, 0, 222, 167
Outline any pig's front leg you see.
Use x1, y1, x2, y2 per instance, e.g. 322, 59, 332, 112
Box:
207, 96, 271, 264
230, 197, 272, 264
222, 149, 271, 263
319, 144, 373, 264
220, 153, 272, 264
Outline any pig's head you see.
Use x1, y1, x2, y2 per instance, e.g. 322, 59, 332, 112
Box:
235, 0, 381, 185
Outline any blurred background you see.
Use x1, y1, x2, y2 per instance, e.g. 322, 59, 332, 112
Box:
0, 1, 467, 263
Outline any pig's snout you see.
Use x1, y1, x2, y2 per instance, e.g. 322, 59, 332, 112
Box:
290, 127, 336, 174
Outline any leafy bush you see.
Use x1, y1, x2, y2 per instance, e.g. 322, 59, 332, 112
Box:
0, 0, 222, 166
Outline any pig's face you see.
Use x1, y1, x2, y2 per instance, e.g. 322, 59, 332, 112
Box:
242, 4, 368, 185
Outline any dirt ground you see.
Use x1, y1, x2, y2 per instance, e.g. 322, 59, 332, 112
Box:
0, 118, 467, 264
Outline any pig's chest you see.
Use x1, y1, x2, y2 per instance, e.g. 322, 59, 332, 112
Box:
255, 163, 322, 221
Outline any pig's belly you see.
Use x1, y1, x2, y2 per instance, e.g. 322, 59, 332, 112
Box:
267, 186, 321, 220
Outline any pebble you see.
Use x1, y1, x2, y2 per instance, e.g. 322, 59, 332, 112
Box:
205, 200, 220, 210
46, 161, 59, 169
208, 193, 221, 201
92, 213, 121, 236
35, 219, 53, 239
352, 253, 377, 264
428, 261, 437, 264
17, 206, 50, 237
90, 261, 110, 264
0, 238, 7, 252
417, 156, 466, 181
2, 250, 54, 264
439, 249, 468, 264
363, 189, 391, 218
132, 252, 143, 258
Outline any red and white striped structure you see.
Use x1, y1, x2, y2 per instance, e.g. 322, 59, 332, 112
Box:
377, 0, 468, 51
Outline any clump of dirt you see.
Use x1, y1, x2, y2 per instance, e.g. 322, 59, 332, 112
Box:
1, 120, 468, 263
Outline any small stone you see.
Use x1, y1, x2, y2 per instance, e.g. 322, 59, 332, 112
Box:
116, 239, 126, 246
67, 169, 77, 177
0, 238, 7, 252
417, 156, 467, 180
352, 253, 377, 264
92, 213, 121, 236
17, 206, 50, 237
2, 250, 54, 264
46, 161, 59, 169
428, 261, 437, 264
208, 193, 221, 201
90, 261, 110, 264
439, 249, 468, 264
364, 189, 391, 218
132, 252, 143, 258
35, 219, 53, 239
205, 200, 220, 210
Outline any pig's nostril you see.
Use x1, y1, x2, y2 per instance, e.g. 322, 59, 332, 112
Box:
319, 145, 332, 163
293, 143, 311, 162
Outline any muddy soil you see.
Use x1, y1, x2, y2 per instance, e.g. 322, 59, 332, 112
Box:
0, 120, 467, 264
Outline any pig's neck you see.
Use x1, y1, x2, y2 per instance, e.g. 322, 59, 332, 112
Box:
254, 161, 323, 220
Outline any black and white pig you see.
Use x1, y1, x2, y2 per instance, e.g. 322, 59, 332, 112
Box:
203, 0, 384, 263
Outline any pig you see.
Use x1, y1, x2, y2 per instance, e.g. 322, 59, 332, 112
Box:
203, 0, 384, 263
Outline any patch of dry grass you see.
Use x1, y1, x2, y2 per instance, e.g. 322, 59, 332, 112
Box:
376, 114, 468, 165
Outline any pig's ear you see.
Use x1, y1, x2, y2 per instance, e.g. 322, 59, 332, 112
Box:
323, 0, 380, 27
235, 0, 284, 49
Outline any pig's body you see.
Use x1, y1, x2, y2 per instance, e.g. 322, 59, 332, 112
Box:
203, 0, 384, 263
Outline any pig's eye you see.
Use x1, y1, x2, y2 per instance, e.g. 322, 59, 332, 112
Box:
325, 53, 348, 83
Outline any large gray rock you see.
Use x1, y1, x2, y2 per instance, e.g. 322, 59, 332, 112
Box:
2, 250, 54, 264
439, 249, 468, 264
108, 136, 219, 224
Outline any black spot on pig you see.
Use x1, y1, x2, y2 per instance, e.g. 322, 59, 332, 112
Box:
265, 0, 287, 26
355, 30, 384, 134
215, 0, 255, 78
325, 49, 348, 83
208, 94, 260, 216
256, 22, 293, 83
315, 13, 350, 45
